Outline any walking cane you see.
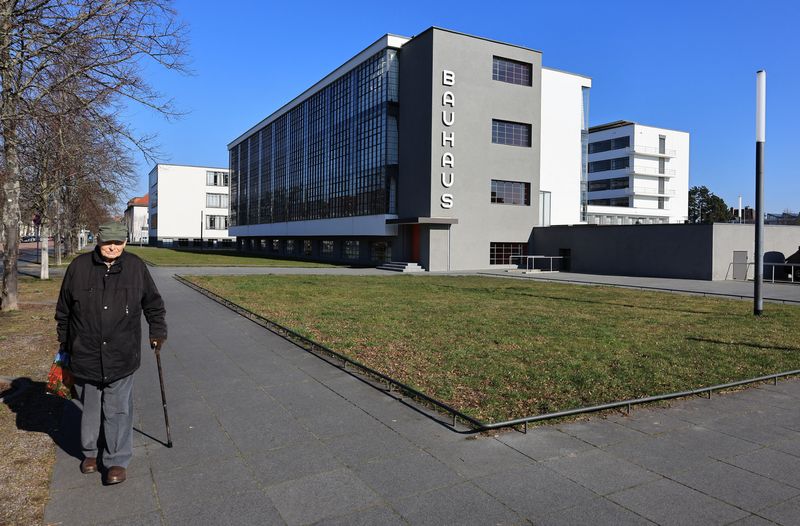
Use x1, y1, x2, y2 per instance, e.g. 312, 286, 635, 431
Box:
153, 341, 173, 448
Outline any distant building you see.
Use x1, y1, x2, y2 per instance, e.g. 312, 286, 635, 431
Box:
124, 194, 149, 243
729, 205, 755, 223
586, 121, 689, 225
766, 211, 799, 225
148, 164, 234, 247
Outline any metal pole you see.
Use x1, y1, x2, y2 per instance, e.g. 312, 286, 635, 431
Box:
754, 70, 766, 315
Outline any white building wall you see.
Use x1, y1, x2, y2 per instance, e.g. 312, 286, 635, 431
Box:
125, 205, 149, 242
148, 164, 232, 242
586, 123, 689, 224
540, 68, 591, 226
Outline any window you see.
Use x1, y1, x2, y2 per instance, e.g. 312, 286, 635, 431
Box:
370, 241, 391, 262
659, 135, 666, 155
588, 197, 630, 207
206, 193, 229, 208
321, 240, 335, 256
588, 136, 629, 154
491, 180, 530, 205
285, 239, 295, 254
490, 242, 526, 265
206, 171, 229, 186
588, 177, 629, 192
658, 158, 665, 174
343, 240, 360, 260
303, 240, 312, 256
205, 215, 228, 230
492, 56, 532, 86
271, 239, 280, 252
492, 120, 531, 147
588, 156, 629, 173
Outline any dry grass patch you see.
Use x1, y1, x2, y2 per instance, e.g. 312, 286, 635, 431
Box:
0, 277, 62, 525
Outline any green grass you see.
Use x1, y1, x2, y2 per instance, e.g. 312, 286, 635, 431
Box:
125, 246, 341, 268
186, 274, 800, 422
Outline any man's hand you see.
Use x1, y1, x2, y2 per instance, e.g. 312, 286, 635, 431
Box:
150, 338, 165, 352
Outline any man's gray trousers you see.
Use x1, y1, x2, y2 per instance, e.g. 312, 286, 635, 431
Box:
74, 374, 134, 468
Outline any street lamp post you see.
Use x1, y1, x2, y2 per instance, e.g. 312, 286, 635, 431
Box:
754, 70, 766, 315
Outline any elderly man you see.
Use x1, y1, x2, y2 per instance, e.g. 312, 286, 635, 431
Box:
55, 222, 167, 485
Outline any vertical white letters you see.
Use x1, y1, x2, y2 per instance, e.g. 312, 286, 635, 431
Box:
442, 70, 455, 86
439, 70, 455, 209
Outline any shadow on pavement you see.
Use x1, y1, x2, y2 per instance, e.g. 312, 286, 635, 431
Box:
3, 379, 82, 460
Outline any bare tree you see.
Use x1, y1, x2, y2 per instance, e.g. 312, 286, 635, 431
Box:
1, 0, 186, 310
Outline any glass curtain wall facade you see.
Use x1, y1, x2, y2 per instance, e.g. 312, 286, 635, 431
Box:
229, 49, 399, 227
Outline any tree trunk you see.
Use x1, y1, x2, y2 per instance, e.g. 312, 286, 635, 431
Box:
40, 225, 50, 280
1, 162, 21, 310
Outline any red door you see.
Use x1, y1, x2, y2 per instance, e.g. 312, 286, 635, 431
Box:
410, 224, 420, 263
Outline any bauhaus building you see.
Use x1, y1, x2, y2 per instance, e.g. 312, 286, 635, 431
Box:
228, 27, 594, 271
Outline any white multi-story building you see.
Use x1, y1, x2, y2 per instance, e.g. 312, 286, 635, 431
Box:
123, 194, 149, 243
585, 121, 689, 225
148, 164, 234, 247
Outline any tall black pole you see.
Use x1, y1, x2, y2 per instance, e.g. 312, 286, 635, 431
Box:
754, 70, 766, 315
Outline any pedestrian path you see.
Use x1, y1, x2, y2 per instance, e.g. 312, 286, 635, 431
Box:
44, 268, 800, 525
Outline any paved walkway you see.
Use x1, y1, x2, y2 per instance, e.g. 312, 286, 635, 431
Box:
43, 267, 800, 525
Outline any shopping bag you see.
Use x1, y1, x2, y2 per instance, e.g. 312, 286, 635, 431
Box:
46, 350, 75, 399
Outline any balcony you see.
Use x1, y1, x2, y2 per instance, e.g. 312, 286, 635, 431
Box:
630, 165, 676, 178
629, 187, 676, 197
630, 144, 676, 158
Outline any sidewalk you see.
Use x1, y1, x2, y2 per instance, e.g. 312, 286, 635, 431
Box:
44, 268, 800, 525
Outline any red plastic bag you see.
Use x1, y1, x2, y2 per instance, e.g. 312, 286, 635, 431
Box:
46, 351, 75, 399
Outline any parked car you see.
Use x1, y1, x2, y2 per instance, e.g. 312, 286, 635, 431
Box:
21, 235, 39, 243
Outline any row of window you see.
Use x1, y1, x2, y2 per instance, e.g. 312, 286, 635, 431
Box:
588, 177, 629, 192
588, 197, 630, 207
489, 242, 526, 265
588, 156, 629, 173
238, 238, 392, 262
588, 136, 630, 154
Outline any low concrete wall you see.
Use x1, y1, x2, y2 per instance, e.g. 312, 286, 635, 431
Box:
531, 223, 800, 281
712, 224, 800, 280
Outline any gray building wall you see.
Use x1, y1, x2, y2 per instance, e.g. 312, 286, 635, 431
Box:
532, 223, 800, 281
398, 28, 543, 271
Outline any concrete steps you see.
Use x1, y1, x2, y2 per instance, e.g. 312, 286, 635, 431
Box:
377, 261, 426, 273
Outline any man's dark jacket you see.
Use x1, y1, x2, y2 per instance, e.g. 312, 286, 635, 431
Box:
55, 248, 167, 384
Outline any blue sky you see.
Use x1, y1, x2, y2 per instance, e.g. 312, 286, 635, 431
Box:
127, 0, 800, 213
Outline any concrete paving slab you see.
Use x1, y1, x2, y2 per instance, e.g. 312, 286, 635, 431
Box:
727, 447, 800, 488
556, 418, 648, 447
670, 458, 800, 512
536, 497, 655, 526
320, 424, 418, 467
423, 435, 537, 479
757, 495, 800, 525
353, 449, 463, 500
161, 490, 285, 526
608, 478, 750, 526
603, 434, 713, 477
310, 504, 406, 526
727, 515, 781, 526
470, 464, 598, 522
497, 426, 595, 461
391, 481, 523, 526
543, 448, 660, 496
655, 424, 763, 461
242, 439, 344, 488
264, 468, 381, 526
93, 510, 165, 526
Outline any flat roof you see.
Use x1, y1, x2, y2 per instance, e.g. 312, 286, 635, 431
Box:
149, 163, 229, 173
589, 120, 689, 134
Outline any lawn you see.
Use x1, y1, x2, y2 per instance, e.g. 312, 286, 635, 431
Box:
186, 274, 800, 423
125, 246, 340, 268
0, 276, 63, 525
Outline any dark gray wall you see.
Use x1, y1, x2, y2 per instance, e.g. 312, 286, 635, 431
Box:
532, 224, 715, 280
398, 31, 434, 219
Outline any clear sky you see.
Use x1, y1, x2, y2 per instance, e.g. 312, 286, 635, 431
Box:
126, 0, 800, 214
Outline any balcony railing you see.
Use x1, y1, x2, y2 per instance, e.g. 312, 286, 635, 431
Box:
630, 165, 677, 177
629, 187, 676, 196
631, 144, 676, 157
